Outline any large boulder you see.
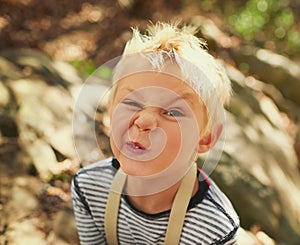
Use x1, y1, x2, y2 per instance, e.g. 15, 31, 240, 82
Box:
0, 49, 81, 244
192, 17, 300, 244
0, 49, 81, 178
209, 64, 300, 244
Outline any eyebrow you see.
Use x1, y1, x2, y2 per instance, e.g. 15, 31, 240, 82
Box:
171, 90, 200, 109
119, 87, 198, 109
119, 87, 144, 101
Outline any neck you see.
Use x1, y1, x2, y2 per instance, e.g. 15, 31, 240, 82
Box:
127, 178, 199, 214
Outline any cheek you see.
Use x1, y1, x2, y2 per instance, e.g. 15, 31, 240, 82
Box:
162, 122, 182, 152
109, 136, 119, 157
178, 118, 200, 151
161, 123, 182, 164
162, 117, 200, 149
109, 105, 134, 154
160, 119, 199, 168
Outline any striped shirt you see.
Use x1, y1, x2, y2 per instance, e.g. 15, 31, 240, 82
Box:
71, 158, 239, 244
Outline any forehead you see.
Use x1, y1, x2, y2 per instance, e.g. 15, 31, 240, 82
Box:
114, 53, 183, 81
112, 55, 205, 109
115, 57, 187, 92
117, 72, 198, 100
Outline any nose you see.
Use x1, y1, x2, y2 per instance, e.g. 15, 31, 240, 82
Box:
133, 108, 158, 132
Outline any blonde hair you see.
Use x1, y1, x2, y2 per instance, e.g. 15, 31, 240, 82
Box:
112, 22, 231, 136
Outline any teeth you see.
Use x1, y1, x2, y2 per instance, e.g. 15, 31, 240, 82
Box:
127, 142, 143, 150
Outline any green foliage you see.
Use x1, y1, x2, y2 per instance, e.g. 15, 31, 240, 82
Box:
228, 0, 300, 55
93, 65, 113, 80
69, 59, 96, 78
229, 0, 270, 40
197, 0, 300, 57
48, 171, 73, 183
69, 59, 113, 81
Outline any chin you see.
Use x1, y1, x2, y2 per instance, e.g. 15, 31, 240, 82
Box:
118, 158, 156, 177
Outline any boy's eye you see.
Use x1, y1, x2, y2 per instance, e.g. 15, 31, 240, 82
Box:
166, 109, 184, 117
122, 99, 143, 109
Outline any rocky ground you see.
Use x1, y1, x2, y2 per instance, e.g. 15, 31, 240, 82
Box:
0, 1, 300, 244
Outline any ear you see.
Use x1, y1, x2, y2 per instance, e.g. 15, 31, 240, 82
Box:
197, 124, 223, 153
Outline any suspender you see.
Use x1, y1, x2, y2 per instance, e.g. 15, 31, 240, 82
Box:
104, 168, 127, 245
164, 163, 197, 244
104, 163, 197, 245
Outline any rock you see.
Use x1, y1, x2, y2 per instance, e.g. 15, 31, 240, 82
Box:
0, 49, 71, 88
0, 81, 10, 106
51, 60, 82, 85
52, 205, 80, 244
5, 65, 78, 178
192, 16, 300, 117
46, 233, 74, 245
0, 116, 19, 138
1, 45, 299, 244
25, 138, 59, 178
48, 125, 76, 159
237, 228, 275, 245
3, 177, 45, 245
0, 49, 82, 244
230, 46, 300, 107
7, 179, 39, 217
6, 219, 47, 245
207, 64, 300, 244
72, 81, 111, 164
0, 56, 23, 80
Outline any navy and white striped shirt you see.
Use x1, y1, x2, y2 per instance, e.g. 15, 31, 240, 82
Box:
71, 158, 239, 244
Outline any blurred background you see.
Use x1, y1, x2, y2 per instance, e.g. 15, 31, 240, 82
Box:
0, 0, 299, 244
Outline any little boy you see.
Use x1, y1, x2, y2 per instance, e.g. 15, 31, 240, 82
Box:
72, 22, 239, 244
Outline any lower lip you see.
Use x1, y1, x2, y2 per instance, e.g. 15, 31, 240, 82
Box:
125, 142, 147, 155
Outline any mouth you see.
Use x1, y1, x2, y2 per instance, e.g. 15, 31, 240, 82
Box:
126, 141, 146, 150
125, 141, 147, 154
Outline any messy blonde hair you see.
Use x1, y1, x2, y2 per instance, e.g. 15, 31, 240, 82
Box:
112, 22, 231, 136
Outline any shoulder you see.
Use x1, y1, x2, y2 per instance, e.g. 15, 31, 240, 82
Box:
206, 179, 239, 226
202, 178, 240, 243
197, 170, 239, 227
72, 157, 117, 192
185, 176, 239, 244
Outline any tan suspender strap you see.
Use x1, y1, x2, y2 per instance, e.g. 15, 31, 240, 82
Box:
164, 163, 197, 245
105, 163, 197, 245
104, 169, 127, 245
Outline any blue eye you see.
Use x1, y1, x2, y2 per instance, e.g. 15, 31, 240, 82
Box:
122, 99, 143, 108
166, 109, 184, 117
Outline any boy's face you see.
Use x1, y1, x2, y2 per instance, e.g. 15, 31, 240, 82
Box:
109, 62, 208, 177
